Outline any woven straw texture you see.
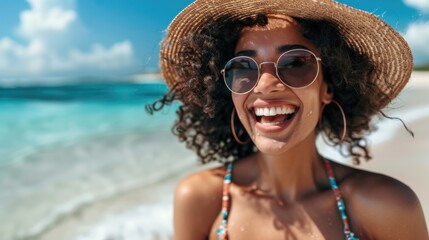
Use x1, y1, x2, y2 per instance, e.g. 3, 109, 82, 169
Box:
160, 0, 413, 109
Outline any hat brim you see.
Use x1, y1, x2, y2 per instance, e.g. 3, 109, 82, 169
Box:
160, 0, 413, 109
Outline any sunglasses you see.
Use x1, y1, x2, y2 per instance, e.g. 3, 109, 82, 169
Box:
221, 49, 322, 94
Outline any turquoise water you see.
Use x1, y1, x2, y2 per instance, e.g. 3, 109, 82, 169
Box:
0, 82, 175, 164
0, 82, 189, 240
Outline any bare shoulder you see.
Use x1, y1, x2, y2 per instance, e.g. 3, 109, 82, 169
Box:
173, 165, 226, 240
334, 163, 429, 239
175, 166, 225, 207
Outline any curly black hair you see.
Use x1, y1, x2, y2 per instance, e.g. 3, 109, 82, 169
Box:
147, 14, 410, 165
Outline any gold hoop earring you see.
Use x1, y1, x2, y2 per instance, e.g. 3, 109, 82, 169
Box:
319, 100, 347, 143
231, 109, 249, 145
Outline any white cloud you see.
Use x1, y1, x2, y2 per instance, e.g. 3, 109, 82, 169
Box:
403, 0, 429, 13
0, 38, 46, 73
53, 41, 134, 71
403, 21, 429, 64
0, 38, 134, 75
18, 0, 76, 38
0, 0, 135, 80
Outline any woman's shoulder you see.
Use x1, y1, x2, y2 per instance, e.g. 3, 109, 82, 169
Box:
332, 162, 417, 203
335, 163, 420, 210
175, 165, 226, 202
333, 162, 428, 238
173, 165, 227, 238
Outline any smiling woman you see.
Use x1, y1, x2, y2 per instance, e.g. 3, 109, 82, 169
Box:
148, 0, 429, 239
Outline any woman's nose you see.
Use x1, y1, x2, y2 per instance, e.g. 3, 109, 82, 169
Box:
253, 63, 287, 94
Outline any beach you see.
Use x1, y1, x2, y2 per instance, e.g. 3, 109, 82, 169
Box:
0, 72, 428, 240
19, 131, 199, 240
359, 71, 429, 223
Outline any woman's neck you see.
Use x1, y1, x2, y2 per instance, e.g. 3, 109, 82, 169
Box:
254, 133, 323, 204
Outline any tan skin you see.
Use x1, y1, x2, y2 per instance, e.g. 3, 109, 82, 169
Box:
174, 16, 429, 239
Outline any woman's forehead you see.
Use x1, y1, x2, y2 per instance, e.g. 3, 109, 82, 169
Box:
235, 17, 318, 57
237, 22, 307, 48
237, 15, 305, 48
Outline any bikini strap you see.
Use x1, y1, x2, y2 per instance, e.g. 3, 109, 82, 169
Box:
324, 159, 359, 240
217, 160, 358, 240
217, 162, 233, 240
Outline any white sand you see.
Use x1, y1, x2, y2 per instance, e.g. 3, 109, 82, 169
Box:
409, 71, 429, 88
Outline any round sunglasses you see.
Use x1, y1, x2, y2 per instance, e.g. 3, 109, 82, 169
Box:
221, 49, 322, 94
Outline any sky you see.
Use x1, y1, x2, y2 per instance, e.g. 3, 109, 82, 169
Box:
0, 0, 428, 85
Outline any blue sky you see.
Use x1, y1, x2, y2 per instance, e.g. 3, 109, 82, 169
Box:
0, 0, 428, 84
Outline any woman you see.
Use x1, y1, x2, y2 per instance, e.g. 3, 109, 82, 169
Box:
149, 0, 429, 239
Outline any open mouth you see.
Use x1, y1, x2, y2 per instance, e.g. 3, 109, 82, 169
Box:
253, 106, 297, 126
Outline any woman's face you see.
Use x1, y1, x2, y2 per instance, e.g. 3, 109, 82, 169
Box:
231, 16, 332, 155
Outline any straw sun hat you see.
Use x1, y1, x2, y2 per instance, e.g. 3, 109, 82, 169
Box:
160, 0, 413, 110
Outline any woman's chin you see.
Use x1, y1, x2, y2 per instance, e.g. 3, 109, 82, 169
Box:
253, 136, 290, 155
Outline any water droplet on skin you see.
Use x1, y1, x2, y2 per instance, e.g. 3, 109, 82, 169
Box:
308, 231, 317, 238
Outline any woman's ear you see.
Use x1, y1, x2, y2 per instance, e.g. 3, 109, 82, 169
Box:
321, 82, 334, 104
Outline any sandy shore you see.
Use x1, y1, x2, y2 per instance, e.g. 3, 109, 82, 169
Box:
36, 163, 201, 240
34, 153, 210, 240
1, 128, 200, 240
359, 71, 429, 223
36, 72, 429, 240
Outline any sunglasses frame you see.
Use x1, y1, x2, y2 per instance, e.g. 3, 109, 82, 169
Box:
221, 48, 322, 95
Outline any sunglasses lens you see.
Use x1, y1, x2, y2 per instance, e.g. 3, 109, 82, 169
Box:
223, 57, 258, 94
277, 49, 319, 88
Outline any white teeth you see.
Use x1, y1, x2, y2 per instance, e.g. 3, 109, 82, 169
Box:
254, 106, 296, 117
261, 121, 284, 126
260, 108, 266, 116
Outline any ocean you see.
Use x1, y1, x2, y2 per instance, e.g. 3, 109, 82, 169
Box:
0, 82, 196, 240
0, 83, 169, 164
